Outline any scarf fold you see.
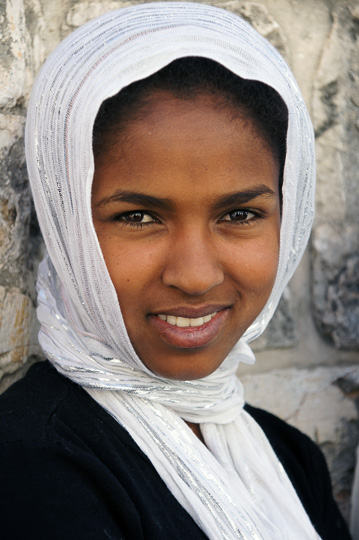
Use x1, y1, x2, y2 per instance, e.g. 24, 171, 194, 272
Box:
26, 3, 318, 538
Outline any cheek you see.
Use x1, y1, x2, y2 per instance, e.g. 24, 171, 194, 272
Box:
102, 241, 163, 305
256, 240, 279, 279
229, 236, 279, 295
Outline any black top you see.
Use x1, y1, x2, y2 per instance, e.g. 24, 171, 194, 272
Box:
0, 361, 351, 540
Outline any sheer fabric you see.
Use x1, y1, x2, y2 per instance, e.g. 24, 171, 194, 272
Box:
26, 3, 318, 539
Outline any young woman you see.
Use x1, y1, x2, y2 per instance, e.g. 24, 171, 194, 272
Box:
0, 3, 351, 539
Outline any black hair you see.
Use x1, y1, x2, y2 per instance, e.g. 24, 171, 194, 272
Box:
93, 57, 288, 181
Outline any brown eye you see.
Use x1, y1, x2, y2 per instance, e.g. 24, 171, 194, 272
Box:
112, 210, 159, 229
222, 209, 255, 222
122, 212, 154, 223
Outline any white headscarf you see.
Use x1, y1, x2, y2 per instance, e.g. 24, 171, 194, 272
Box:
26, 3, 318, 539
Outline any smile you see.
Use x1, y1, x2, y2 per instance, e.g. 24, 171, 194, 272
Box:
150, 308, 230, 349
157, 312, 217, 328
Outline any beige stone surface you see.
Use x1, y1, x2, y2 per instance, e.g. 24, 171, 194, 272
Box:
66, 1, 132, 27
0, 285, 40, 392
0, 0, 27, 109
242, 366, 358, 436
0, 285, 32, 363
220, 0, 289, 60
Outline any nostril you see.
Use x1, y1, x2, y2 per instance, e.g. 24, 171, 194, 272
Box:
162, 250, 224, 295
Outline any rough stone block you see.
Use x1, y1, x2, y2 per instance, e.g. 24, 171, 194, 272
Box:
0, 112, 33, 291
221, 1, 289, 61
0, 0, 26, 109
0, 285, 40, 391
66, 1, 132, 28
252, 287, 298, 351
312, 5, 359, 350
0, 81, 43, 387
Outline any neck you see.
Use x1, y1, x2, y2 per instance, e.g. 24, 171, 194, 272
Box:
186, 421, 205, 444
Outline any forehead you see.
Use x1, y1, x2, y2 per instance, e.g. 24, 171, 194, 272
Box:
92, 91, 279, 203
92, 65, 288, 172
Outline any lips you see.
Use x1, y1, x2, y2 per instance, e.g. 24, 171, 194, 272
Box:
149, 307, 230, 349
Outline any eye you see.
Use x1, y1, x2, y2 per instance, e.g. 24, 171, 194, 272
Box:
220, 209, 256, 223
120, 211, 155, 223
111, 210, 159, 229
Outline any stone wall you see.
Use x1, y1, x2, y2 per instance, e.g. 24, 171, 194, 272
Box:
1, 0, 358, 527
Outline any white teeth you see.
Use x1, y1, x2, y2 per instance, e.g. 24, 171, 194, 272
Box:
167, 315, 177, 326
190, 317, 203, 327
177, 317, 189, 327
157, 312, 217, 327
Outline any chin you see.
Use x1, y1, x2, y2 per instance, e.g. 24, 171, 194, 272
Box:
143, 351, 226, 381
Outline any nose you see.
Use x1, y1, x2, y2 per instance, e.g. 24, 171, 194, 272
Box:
161, 229, 224, 295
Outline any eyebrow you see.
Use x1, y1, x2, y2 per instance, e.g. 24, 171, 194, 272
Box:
93, 190, 172, 210
211, 185, 276, 210
93, 184, 276, 210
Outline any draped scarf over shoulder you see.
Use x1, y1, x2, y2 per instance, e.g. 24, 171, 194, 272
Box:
26, 3, 318, 539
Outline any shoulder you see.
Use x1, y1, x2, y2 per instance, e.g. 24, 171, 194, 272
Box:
0, 361, 72, 442
0, 362, 206, 540
244, 403, 330, 504
244, 403, 327, 505
244, 403, 351, 540
0, 362, 128, 537
0, 360, 137, 474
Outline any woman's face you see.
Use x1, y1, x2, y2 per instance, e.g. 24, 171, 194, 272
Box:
92, 91, 281, 380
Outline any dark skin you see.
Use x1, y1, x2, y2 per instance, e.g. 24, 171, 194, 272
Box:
92, 91, 281, 440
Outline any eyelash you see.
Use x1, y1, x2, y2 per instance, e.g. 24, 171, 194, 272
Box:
112, 211, 158, 229
112, 209, 261, 229
219, 209, 259, 225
